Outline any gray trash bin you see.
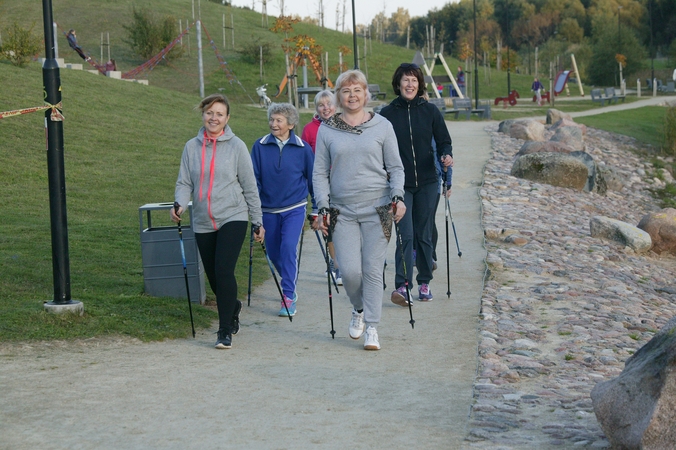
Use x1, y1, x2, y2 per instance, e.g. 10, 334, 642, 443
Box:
139, 202, 206, 303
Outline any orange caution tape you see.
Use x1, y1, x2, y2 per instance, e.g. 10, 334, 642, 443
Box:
0, 101, 64, 121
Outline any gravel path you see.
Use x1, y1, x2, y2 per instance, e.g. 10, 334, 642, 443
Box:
0, 122, 490, 450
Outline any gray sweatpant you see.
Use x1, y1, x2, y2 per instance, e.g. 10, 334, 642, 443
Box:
332, 196, 390, 329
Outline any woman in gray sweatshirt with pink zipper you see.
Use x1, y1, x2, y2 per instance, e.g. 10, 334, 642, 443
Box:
313, 70, 406, 351
172, 93, 264, 350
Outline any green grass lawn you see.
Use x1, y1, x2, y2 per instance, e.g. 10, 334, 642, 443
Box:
0, 61, 310, 342
576, 106, 668, 150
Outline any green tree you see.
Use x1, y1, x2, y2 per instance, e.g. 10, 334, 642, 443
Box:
0, 22, 41, 67
587, 20, 646, 85
123, 7, 183, 60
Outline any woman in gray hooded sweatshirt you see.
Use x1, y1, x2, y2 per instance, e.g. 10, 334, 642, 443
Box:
313, 70, 406, 351
172, 93, 265, 350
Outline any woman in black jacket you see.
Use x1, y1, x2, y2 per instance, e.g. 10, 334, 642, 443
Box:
379, 63, 453, 304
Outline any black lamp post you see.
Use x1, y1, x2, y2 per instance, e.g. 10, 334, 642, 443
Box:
41, 0, 72, 305
617, 5, 622, 87
473, 0, 479, 109
649, 0, 654, 84
617, 6, 622, 56
507, 44, 511, 94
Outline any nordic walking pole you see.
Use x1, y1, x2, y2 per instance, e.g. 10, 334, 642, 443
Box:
444, 166, 462, 257
392, 200, 415, 329
174, 202, 196, 338
320, 210, 336, 339
297, 216, 305, 273
447, 197, 462, 257
247, 224, 254, 306
255, 226, 293, 323
443, 171, 452, 298
308, 215, 340, 293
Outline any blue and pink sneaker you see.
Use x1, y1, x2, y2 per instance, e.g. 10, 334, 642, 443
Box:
418, 283, 433, 302
279, 293, 297, 317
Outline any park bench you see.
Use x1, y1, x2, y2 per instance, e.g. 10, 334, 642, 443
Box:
659, 81, 675, 93
604, 87, 625, 104
368, 84, 387, 100
428, 97, 461, 117
452, 98, 485, 120
590, 88, 606, 106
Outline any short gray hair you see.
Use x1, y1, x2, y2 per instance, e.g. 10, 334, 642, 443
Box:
313, 90, 336, 113
267, 103, 299, 127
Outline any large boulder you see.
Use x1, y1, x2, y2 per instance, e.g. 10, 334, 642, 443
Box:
498, 119, 527, 134
637, 208, 676, 255
569, 151, 606, 194
591, 316, 676, 449
598, 166, 624, 191
550, 118, 587, 135
509, 120, 545, 141
515, 141, 576, 157
510, 152, 589, 190
551, 126, 585, 151
515, 141, 576, 158
589, 216, 652, 252
546, 108, 572, 124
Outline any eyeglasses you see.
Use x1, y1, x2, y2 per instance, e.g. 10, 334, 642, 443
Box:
399, 63, 419, 69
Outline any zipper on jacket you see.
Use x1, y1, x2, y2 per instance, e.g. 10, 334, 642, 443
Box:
407, 103, 419, 187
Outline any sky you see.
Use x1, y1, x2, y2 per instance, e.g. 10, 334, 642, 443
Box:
229, 0, 456, 31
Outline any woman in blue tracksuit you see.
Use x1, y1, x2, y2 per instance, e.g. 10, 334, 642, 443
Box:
251, 103, 315, 317
380, 63, 453, 304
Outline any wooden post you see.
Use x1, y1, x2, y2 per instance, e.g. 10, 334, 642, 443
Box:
570, 53, 584, 96
496, 40, 501, 72
549, 61, 554, 106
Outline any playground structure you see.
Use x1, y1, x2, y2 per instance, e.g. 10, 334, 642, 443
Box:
58, 21, 253, 102
495, 90, 520, 107
273, 49, 334, 108
412, 51, 464, 100
533, 54, 584, 104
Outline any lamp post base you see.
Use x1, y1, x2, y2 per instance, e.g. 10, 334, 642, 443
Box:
44, 300, 84, 316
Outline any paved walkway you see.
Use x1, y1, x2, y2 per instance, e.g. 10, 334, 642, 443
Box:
2, 97, 674, 448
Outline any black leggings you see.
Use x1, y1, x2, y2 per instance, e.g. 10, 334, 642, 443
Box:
195, 221, 247, 332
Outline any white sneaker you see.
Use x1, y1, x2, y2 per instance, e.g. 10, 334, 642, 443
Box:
364, 326, 380, 350
349, 309, 364, 339
335, 268, 343, 286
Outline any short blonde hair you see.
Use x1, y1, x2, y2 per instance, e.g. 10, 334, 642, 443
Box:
334, 70, 369, 109
313, 90, 336, 114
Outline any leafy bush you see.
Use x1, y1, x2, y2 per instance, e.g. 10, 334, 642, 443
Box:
236, 37, 273, 65
664, 106, 676, 156
0, 22, 42, 67
123, 7, 184, 60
